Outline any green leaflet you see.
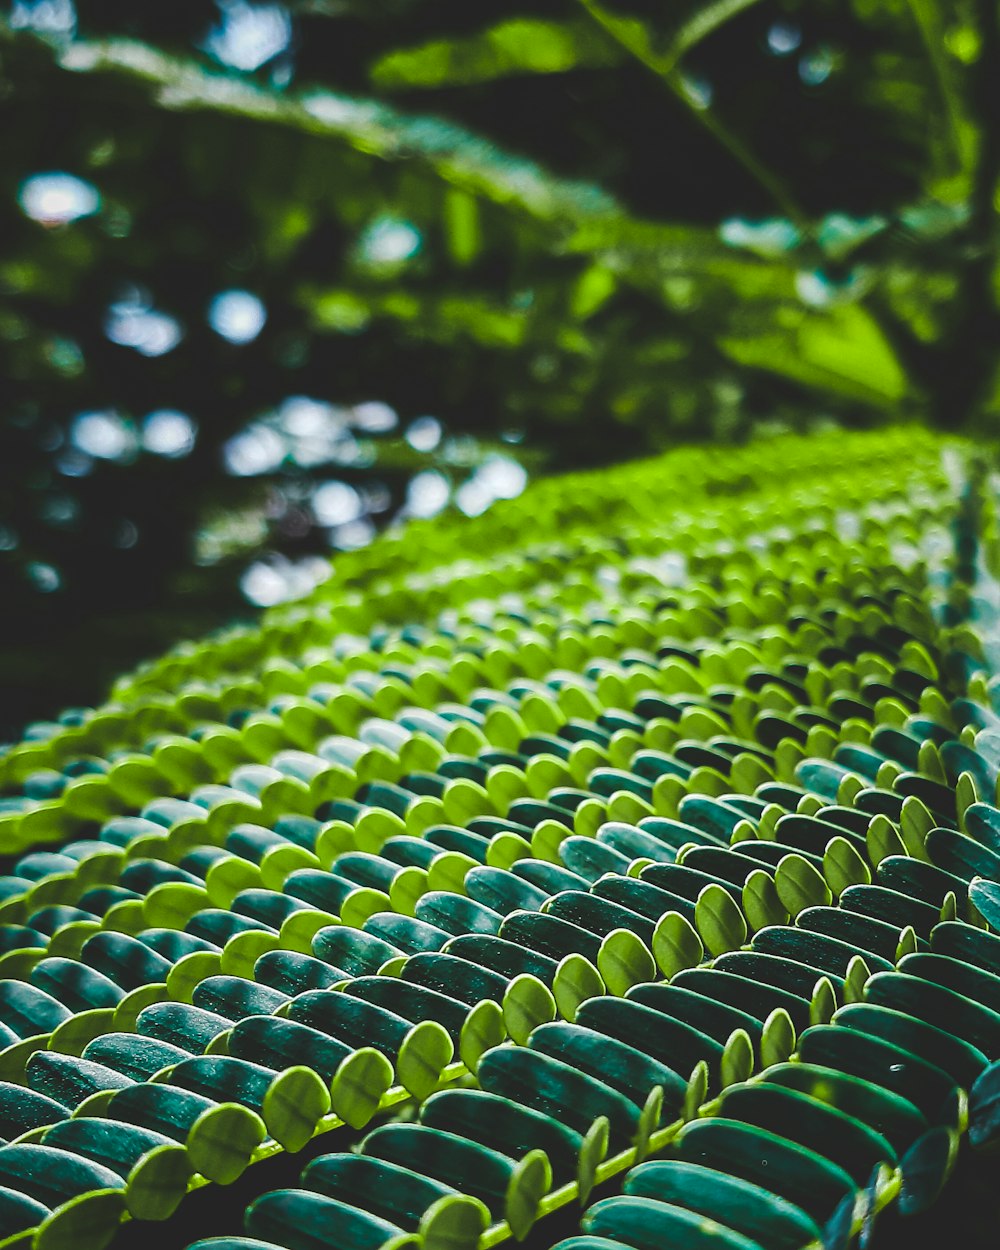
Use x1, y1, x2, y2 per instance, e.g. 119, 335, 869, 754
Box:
0, 428, 996, 1250
576, 997, 724, 1098
361, 1122, 539, 1230
694, 883, 746, 956
40, 1120, 190, 1222
328, 1048, 395, 1130
651, 912, 703, 979
741, 871, 785, 932
34, 1190, 127, 1250
477, 1045, 642, 1151
0, 1186, 49, 1243
303, 1152, 488, 1250
528, 1021, 687, 1122
502, 975, 557, 1046
596, 929, 656, 997
422, 1087, 590, 1193
623, 1160, 821, 1250
758, 1010, 796, 1070
759, 1062, 927, 1155
551, 953, 605, 1022
185, 1103, 268, 1186
246, 1189, 417, 1250
583, 1194, 765, 1250
668, 1119, 856, 1222
897, 1126, 959, 1216
969, 876, 1000, 932
774, 854, 832, 916
261, 1066, 331, 1152
835, 1002, 987, 1089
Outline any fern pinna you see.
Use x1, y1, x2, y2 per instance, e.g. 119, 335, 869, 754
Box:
1, 427, 1000, 1250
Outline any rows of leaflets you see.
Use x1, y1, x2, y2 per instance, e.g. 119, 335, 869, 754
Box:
1, 428, 1000, 1250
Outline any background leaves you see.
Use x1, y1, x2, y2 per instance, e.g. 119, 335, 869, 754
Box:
2, 0, 999, 736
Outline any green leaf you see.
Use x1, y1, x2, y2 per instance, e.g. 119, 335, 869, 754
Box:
957, 771, 979, 829
683, 1060, 709, 1121
51, 36, 620, 226
420, 1193, 490, 1250
719, 303, 908, 409
969, 1058, 1000, 1150
370, 19, 622, 89
458, 1000, 505, 1074
823, 836, 871, 897
844, 955, 873, 1004
651, 911, 704, 978
185, 1102, 267, 1185
896, 925, 919, 961
246, 1189, 416, 1250
720, 1027, 754, 1087
552, 953, 605, 1022
330, 1047, 394, 1130
774, 854, 833, 916
623, 1157, 823, 1249
969, 877, 1000, 934
506, 1149, 551, 1241
759, 1008, 796, 1069
694, 883, 747, 957
898, 1126, 959, 1215
597, 928, 657, 996
34, 1190, 127, 1250
583, 1192, 765, 1249
741, 869, 786, 931
261, 1064, 330, 1153
502, 974, 556, 1045
867, 814, 906, 867
395, 1021, 455, 1101
810, 976, 838, 1027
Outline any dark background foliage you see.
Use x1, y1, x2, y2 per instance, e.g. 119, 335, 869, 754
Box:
1, 0, 996, 743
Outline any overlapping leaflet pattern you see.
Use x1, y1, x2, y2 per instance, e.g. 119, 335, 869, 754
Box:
1, 429, 1000, 1250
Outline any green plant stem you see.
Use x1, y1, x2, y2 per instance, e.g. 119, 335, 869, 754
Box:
934, 0, 1000, 427
905, 0, 974, 182
577, 0, 810, 235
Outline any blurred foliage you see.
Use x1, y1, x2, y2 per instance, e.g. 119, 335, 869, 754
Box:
2, 0, 1000, 737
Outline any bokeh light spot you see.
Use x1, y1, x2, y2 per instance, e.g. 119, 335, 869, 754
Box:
10, 0, 76, 38
240, 554, 327, 606
351, 401, 398, 433
114, 519, 139, 548
105, 291, 182, 357
40, 496, 79, 526
312, 480, 363, 526
799, 46, 835, 86
241, 559, 292, 606
479, 454, 528, 500
358, 218, 422, 268
19, 172, 99, 226
406, 470, 450, 518
71, 411, 135, 461
203, 0, 291, 71
56, 449, 94, 477
406, 416, 442, 452
331, 518, 375, 550
767, 22, 801, 55
208, 290, 267, 344
28, 562, 61, 593
223, 424, 285, 475
143, 410, 197, 457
